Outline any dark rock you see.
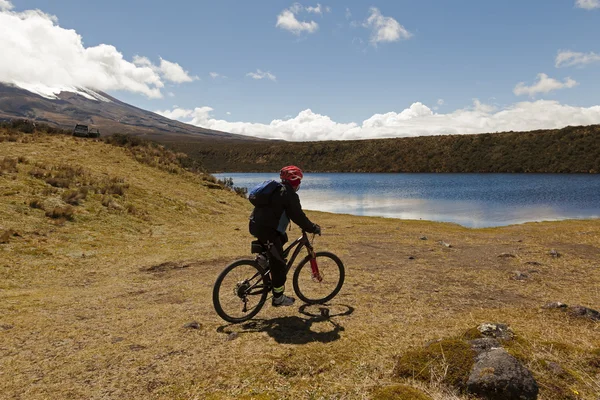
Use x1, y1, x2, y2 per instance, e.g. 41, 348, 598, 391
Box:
512, 271, 529, 281
477, 323, 514, 341
184, 321, 201, 329
470, 338, 501, 355
129, 344, 146, 351
542, 302, 568, 309
408, 256, 415, 260
568, 305, 600, 321
420, 236, 428, 240
0, 324, 14, 330
498, 253, 516, 258
549, 249, 560, 257
467, 348, 538, 400
524, 261, 542, 266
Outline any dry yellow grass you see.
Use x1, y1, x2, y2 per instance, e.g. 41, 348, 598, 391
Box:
1, 130, 599, 399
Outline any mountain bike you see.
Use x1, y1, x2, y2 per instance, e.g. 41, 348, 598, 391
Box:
213, 231, 345, 323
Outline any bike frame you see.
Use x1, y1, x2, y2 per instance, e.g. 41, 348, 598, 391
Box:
245, 231, 320, 296
282, 231, 316, 274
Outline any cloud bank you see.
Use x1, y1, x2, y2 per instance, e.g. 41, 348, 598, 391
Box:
0, 2, 196, 99
155, 100, 600, 141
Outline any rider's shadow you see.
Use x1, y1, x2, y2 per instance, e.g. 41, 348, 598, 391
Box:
217, 304, 354, 344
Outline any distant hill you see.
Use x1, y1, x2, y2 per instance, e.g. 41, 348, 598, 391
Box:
0, 83, 257, 142
164, 124, 600, 173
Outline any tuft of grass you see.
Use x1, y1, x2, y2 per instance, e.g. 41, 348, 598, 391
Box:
0, 229, 18, 244
0, 157, 19, 175
99, 177, 128, 196
372, 384, 434, 400
61, 187, 88, 206
45, 205, 75, 221
29, 198, 44, 209
393, 339, 477, 390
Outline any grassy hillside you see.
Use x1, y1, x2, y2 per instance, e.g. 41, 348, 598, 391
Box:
162, 124, 600, 173
1, 128, 599, 399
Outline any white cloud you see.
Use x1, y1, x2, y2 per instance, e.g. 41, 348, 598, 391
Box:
133, 55, 198, 83
155, 100, 600, 141
158, 58, 197, 83
437, 99, 445, 106
209, 72, 226, 79
246, 69, 277, 81
0, 6, 196, 99
345, 8, 352, 19
575, 0, 600, 9
364, 7, 412, 45
0, 0, 14, 11
276, 5, 319, 35
306, 4, 329, 14
513, 73, 578, 97
555, 50, 600, 67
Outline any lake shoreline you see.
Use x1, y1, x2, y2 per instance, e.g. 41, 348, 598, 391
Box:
215, 172, 600, 228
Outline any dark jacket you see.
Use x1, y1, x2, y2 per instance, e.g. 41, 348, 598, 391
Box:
249, 182, 317, 239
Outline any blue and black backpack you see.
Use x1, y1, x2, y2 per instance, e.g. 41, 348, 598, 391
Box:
248, 180, 282, 207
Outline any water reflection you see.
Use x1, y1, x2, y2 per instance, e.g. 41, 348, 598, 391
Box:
214, 173, 600, 228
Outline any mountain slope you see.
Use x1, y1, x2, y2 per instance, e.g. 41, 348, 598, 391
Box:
0, 83, 254, 141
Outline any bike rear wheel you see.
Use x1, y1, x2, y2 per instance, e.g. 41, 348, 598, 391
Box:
292, 252, 345, 304
213, 260, 269, 323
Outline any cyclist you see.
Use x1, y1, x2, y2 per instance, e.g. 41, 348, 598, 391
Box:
249, 165, 321, 307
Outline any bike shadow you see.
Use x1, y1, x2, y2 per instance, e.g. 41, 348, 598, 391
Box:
217, 303, 355, 344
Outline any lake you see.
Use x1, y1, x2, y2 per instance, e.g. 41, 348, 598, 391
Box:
213, 173, 600, 228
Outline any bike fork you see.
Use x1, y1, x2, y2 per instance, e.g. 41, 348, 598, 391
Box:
309, 249, 323, 282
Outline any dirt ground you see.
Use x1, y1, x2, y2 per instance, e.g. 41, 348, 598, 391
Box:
1, 133, 599, 399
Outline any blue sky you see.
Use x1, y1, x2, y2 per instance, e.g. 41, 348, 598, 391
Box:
1, 0, 600, 140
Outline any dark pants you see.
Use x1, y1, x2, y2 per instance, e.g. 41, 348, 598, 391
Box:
250, 224, 287, 294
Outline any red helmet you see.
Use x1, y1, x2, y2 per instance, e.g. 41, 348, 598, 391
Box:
280, 165, 303, 188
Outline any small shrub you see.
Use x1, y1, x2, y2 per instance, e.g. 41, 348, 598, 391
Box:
126, 204, 137, 215
45, 205, 75, 221
234, 186, 248, 198
0, 229, 18, 244
101, 195, 112, 207
42, 186, 58, 196
42, 165, 88, 188
0, 157, 18, 174
218, 177, 234, 189
100, 178, 128, 196
29, 198, 44, 209
61, 188, 88, 205
45, 177, 71, 188
10, 119, 36, 133
29, 168, 48, 179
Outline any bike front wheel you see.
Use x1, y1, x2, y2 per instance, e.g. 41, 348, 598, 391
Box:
292, 252, 345, 304
213, 259, 269, 323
